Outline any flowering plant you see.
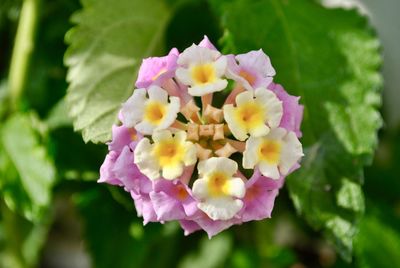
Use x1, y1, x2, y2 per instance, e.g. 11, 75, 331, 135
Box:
99, 36, 304, 237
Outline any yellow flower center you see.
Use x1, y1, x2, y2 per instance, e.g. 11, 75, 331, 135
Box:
239, 70, 256, 86
144, 101, 166, 124
153, 139, 184, 167
191, 63, 216, 85
235, 102, 265, 129
258, 140, 281, 164
207, 172, 230, 197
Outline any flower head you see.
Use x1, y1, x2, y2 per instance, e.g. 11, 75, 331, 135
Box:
226, 50, 275, 90
136, 48, 179, 88
176, 44, 227, 96
134, 130, 197, 180
241, 170, 282, 222
192, 157, 245, 220
243, 128, 303, 180
99, 36, 304, 237
223, 88, 283, 141
121, 85, 180, 134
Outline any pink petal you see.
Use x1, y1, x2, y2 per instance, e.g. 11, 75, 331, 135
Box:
98, 151, 123, 186
150, 191, 186, 221
179, 220, 202, 236
268, 82, 303, 137
198, 35, 217, 50
135, 48, 179, 88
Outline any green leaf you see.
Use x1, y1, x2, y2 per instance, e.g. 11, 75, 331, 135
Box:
74, 185, 184, 268
210, 0, 382, 260
0, 201, 51, 268
0, 113, 56, 220
65, 0, 173, 143
354, 215, 400, 268
179, 233, 232, 268
45, 98, 72, 129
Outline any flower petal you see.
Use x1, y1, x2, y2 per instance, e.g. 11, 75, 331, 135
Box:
134, 138, 160, 180
223, 104, 248, 141
148, 85, 168, 103
279, 131, 303, 175
121, 88, 146, 128
226, 177, 246, 198
162, 163, 183, 180
192, 178, 209, 200
198, 197, 243, 221
259, 161, 280, 180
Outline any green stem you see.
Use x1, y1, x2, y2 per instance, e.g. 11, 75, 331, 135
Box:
8, 0, 41, 110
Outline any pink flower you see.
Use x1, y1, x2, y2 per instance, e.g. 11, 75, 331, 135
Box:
135, 48, 179, 88
99, 151, 122, 186
108, 124, 140, 153
98, 35, 304, 237
150, 179, 198, 221
240, 169, 282, 222
226, 50, 276, 90
132, 193, 158, 225
198, 35, 217, 50
179, 220, 202, 236
268, 82, 304, 137
192, 213, 239, 238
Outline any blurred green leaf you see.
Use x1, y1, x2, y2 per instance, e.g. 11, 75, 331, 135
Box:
74, 184, 185, 268
0, 80, 9, 119
65, 0, 173, 143
24, 0, 80, 117
45, 98, 72, 129
210, 0, 382, 260
179, 233, 232, 268
0, 202, 51, 268
0, 113, 55, 220
354, 215, 400, 268
48, 127, 106, 179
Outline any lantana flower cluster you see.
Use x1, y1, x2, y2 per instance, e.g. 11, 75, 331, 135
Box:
99, 36, 304, 237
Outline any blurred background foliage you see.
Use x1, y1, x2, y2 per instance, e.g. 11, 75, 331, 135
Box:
0, 0, 399, 267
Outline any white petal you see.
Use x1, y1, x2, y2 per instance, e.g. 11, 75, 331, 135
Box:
178, 44, 220, 66
223, 104, 248, 141
148, 85, 168, 103
235, 90, 254, 106
266, 127, 287, 140
134, 138, 160, 180
152, 129, 172, 142
214, 56, 227, 76
248, 123, 270, 137
243, 136, 262, 169
135, 120, 155, 135
254, 88, 283, 127
174, 130, 187, 142
184, 142, 197, 166
259, 161, 280, 180
175, 68, 193, 85
267, 102, 283, 128
121, 88, 147, 128
188, 79, 227, 96
162, 164, 183, 180
199, 157, 238, 177
157, 96, 180, 129
279, 131, 303, 175
226, 177, 246, 198
192, 178, 209, 199
198, 197, 243, 220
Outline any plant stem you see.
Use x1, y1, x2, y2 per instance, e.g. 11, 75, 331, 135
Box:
8, 0, 41, 110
